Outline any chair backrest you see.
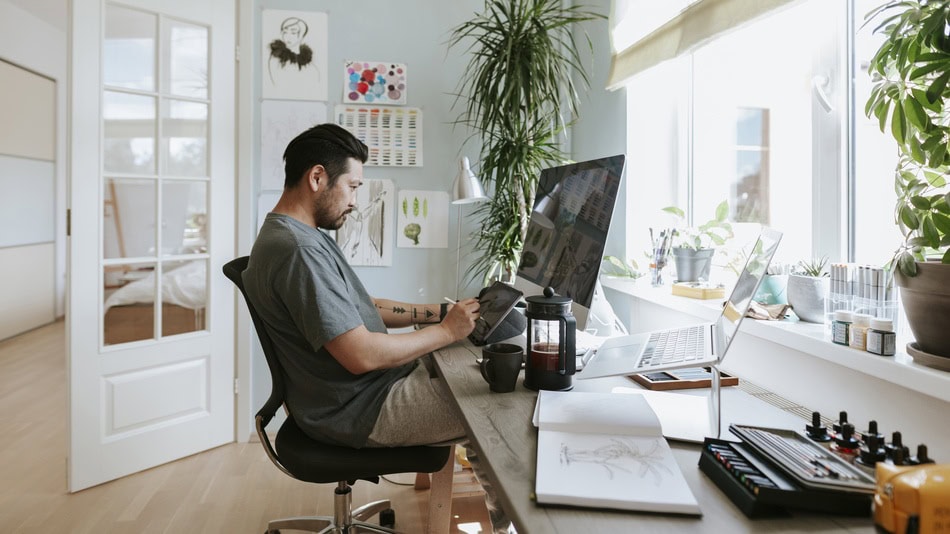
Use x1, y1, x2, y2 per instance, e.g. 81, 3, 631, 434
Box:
222, 256, 295, 477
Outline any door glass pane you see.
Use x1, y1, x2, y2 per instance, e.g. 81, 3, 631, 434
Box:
160, 259, 207, 337
164, 19, 208, 99
104, 178, 156, 259
104, 91, 156, 175
104, 5, 156, 91
104, 262, 157, 345
162, 180, 207, 255
162, 100, 207, 177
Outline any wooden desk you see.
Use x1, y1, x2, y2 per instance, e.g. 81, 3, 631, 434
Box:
431, 341, 877, 534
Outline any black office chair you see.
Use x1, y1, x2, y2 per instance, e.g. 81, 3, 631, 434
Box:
223, 256, 452, 534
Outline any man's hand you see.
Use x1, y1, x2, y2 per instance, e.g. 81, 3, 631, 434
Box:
440, 298, 479, 341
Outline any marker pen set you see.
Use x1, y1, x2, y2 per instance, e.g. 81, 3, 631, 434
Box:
826, 263, 899, 355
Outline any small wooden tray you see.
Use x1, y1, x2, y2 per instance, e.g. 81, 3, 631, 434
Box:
672, 281, 726, 299
630, 367, 738, 390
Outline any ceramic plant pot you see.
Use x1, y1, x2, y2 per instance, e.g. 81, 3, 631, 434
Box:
786, 274, 828, 323
672, 247, 714, 282
895, 261, 950, 359
753, 274, 789, 305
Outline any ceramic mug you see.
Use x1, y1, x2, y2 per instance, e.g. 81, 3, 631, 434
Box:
479, 343, 524, 393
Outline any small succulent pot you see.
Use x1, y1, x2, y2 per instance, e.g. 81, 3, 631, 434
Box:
786, 274, 829, 323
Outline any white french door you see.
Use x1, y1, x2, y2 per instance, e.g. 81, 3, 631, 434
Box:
67, 0, 235, 491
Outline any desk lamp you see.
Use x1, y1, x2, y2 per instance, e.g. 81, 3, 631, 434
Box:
451, 156, 487, 299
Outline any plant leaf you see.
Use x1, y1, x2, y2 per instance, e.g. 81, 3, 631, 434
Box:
891, 100, 907, 144
899, 251, 918, 277
922, 215, 940, 248
903, 97, 929, 130
714, 200, 729, 222
926, 70, 950, 104
662, 206, 685, 218
943, 248, 950, 264
899, 203, 920, 229
933, 212, 950, 234
910, 194, 932, 209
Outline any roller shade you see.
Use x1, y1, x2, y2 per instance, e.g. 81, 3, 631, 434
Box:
607, 0, 798, 90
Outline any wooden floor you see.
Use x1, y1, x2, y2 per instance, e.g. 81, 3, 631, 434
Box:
0, 321, 492, 533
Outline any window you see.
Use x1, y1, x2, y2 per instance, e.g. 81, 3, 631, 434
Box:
623, 0, 897, 271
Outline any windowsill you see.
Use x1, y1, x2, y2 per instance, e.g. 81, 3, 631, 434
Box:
600, 276, 950, 404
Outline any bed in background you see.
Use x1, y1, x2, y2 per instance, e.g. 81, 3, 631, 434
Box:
103, 261, 206, 344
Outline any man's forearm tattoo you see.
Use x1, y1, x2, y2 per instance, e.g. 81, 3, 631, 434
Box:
376, 303, 439, 324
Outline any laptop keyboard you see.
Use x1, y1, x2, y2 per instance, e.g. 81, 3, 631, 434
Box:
639, 325, 706, 367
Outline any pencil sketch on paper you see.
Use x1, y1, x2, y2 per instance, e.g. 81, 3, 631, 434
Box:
261, 10, 328, 101
559, 438, 673, 485
260, 100, 327, 191
336, 179, 393, 266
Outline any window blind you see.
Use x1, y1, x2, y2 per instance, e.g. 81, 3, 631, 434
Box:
607, 0, 798, 90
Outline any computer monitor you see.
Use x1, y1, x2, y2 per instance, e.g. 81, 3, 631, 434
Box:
514, 155, 625, 330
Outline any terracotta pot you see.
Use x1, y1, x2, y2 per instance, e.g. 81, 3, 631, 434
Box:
895, 261, 950, 358
786, 274, 828, 323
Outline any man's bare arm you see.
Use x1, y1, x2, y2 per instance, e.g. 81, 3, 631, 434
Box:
325, 298, 479, 374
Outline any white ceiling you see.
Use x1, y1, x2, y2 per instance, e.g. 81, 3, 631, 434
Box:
6, 0, 68, 32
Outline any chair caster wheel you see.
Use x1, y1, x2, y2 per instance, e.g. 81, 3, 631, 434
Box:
380, 508, 395, 528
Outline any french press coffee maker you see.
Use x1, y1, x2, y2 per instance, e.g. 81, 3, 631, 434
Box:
523, 287, 576, 391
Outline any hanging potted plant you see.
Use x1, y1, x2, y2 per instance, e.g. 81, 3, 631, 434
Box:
449, 0, 603, 284
662, 200, 734, 282
866, 0, 950, 360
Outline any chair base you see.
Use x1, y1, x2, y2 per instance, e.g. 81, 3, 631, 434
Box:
265, 485, 399, 534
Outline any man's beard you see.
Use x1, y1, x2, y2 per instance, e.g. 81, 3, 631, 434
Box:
313, 198, 351, 230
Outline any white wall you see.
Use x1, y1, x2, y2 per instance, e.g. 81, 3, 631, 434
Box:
0, 0, 68, 319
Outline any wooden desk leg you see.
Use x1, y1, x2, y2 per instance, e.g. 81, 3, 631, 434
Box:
426, 444, 455, 534
414, 472, 431, 490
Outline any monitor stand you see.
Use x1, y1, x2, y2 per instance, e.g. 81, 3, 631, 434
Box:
709, 365, 723, 438
585, 280, 627, 337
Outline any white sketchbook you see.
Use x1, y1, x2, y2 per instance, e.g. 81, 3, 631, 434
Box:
534, 390, 701, 515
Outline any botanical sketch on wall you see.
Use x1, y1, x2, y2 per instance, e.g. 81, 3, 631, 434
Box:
396, 190, 448, 249
260, 100, 327, 190
336, 179, 394, 266
262, 9, 328, 101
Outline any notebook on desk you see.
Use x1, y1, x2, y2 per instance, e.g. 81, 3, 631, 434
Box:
580, 228, 782, 380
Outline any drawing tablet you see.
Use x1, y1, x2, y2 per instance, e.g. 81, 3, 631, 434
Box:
468, 281, 523, 346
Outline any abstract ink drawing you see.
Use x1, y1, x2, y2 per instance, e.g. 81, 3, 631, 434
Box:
343, 60, 407, 105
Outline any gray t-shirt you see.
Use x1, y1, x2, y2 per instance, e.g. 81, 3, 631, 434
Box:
243, 213, 415, 447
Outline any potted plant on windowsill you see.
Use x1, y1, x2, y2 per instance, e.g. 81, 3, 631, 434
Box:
866, 0, 950, 360
786, 257, 829, 324
662, 200, 734, 282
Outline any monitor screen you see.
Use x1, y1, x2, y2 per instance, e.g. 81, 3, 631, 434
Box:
514, 155, 625, 329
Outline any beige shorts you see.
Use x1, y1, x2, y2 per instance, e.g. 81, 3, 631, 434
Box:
365, 355, 466, 447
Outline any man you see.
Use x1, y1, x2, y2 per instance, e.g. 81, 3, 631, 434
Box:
243, 123, 511, 532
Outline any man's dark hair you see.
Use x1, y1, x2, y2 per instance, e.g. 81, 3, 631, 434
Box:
282, 123, 369, 189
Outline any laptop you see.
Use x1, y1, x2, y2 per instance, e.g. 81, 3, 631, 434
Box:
579, 228, 782, 380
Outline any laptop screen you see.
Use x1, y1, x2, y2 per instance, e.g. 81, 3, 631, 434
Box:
713, 227, 783, 359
